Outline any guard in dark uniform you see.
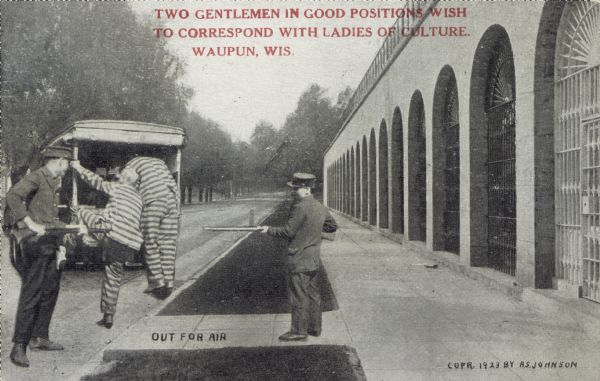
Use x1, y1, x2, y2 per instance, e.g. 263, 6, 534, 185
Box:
259, 173, 337, 341
5, 146, 74, 367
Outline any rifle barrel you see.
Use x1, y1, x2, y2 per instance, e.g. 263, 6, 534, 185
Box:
45, 227, 107, 234
203, 227, 261, 231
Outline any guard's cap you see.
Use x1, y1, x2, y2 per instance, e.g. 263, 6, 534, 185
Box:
287, 172, 316, 188
41, 146, 73, 160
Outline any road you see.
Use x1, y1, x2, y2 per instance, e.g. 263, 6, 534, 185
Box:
1, 195, 283, 381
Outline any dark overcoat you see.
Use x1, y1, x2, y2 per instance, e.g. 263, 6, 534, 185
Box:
268, 195, 337, 273
6, 166, 65, 228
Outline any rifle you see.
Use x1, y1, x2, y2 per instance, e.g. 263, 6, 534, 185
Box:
8, 224, 107, 245
203, 226, 336, 241
203, 226, 263, 232
6, 224, 108, 275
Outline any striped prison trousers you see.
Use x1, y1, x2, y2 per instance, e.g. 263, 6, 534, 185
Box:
142, 196, 179, 289
101, 261, 124, 315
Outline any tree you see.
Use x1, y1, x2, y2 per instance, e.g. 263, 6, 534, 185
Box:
268, 85, 350, 185
180, 112, 237, 201
246, 121, 283, 190
1, 2, 191, 171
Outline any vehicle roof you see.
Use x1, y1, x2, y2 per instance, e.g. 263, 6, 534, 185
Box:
46, 120, 186, 148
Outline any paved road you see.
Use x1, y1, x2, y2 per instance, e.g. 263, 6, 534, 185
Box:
1, 195, 282, 381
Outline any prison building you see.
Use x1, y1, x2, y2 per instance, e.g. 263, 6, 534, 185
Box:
323, 1, 600, 303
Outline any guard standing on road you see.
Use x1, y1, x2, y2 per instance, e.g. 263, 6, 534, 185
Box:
5, 146, 74, 367
124, 156, 180, 299
259, 173, 337, 341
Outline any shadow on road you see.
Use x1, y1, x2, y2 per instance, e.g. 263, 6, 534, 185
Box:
159, 201, 338, 315
82, 346, 365, 381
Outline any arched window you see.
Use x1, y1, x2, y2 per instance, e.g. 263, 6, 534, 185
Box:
433, 66, 460, 253
379, 120, 389, 228
369, 129, 377, 225
408, 91, 426, 241
470, 25, 516, 276
391, 107, 404, 234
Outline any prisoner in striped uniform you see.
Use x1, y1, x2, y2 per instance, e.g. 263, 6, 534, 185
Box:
124, 156, 180, 298
72, 162, 143, 328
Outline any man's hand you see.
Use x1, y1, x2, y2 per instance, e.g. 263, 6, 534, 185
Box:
23, 216, 45, 236
78, 224, 88, 236
56, 246, 67, 271
70, 160, 82, 171
257, 226, 269, 233
81, 234, 99, 247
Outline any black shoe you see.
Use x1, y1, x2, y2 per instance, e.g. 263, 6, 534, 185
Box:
29, 337, 64, 351
104, 314, 114, 328
164, 287, 173, 298
152, 286, 169, 300
143, 287, 154, 294
143, 281, 165, 294
96, 314, 113, 329
307, 329, 321, 337
278, 331, 308, 341
10, 344, 29, 367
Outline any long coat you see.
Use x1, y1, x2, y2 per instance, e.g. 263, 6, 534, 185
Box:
268, 195, 337, 273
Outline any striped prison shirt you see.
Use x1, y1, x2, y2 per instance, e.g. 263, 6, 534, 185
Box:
124, 157, 179, 210
76, 166, 144, 251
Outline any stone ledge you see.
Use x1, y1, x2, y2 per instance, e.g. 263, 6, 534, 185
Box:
402, 239, 600, 342
522, 288, 600, 341
406, 240, 525, 300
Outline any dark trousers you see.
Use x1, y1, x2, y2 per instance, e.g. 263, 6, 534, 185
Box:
289, 270, 321, 335
13, 237, 61, 344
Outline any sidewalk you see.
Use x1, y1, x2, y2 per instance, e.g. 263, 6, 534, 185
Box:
1, 199, 280, 381
323, 212, 600, 380
80, 210, 599, 381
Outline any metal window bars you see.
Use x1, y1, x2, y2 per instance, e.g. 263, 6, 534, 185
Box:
486, 37, 516, 276
443, 78, 460, 253
415, 102, 427, 241
555, 1, 600, 302
579, 65, 600, 302
487, 101, 516, 276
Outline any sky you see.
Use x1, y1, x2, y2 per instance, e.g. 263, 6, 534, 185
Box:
130, 0, 407, 142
